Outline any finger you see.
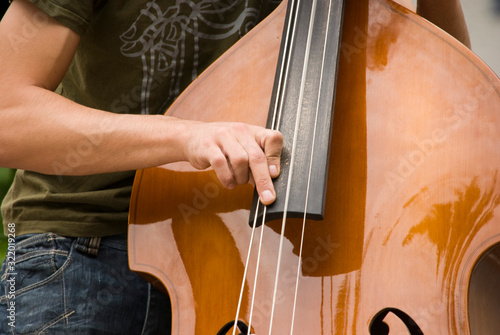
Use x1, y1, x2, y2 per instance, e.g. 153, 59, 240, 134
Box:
220, 138, 250, 186
238, 137, 277, 205
261, 129, 283, 178
241, 127, 283, 205
206, 143, 236, 189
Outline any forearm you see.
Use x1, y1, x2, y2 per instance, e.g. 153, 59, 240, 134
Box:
0, 85, 188, 176
0, 84, 282, 203
417, 0, 471, 48
0, 0, 283, 204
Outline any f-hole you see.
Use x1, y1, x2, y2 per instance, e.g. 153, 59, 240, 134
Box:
469, 242, 500, 335
369, 308, 423, 335
217, 320, 249, 335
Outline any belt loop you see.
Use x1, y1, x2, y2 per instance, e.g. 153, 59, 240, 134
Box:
75, 237, 102, 257
87, 237, 101, 257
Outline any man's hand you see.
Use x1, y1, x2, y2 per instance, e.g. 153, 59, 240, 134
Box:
183, 121, 283, 205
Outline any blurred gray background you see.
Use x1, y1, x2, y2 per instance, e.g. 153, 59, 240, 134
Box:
411, 0, 500, 76
462, 0, 500, 76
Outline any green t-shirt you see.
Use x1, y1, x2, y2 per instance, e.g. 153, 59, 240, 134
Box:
2, 0, 281, 237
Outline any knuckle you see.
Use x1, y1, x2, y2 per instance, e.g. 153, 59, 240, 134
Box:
231, 152, 249, 167
248, 149, 266, 164
210, 154, 227, 169
266, 130, 284, 146
254, 176, 272, 190
214, 126, 230, 139
274, 131, 284, 145
231, 122, 250, 133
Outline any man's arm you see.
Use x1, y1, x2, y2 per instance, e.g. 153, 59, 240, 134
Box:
0, 0, 282, 204
417, 0, 471, 48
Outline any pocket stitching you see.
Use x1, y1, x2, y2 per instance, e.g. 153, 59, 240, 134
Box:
0, 255, 73, 303
36, 309, 76, 334
15, 232, 65, 250
15, 249, 69, 264
0, 250, 69, 282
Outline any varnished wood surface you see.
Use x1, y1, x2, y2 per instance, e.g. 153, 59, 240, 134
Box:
129, 0, 500, 334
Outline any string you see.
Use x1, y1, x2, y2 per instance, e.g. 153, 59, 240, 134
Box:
269, 0, 325, 332
231, 1, 296, 331
231, 202, 262, 335
232, 0, 332, 332
231, 0, 300, 333
247, 206, 267, 333
290, 0, 333, 332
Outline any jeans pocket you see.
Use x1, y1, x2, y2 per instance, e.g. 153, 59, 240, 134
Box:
0, 232, 75, 334
1, 233, 72, 295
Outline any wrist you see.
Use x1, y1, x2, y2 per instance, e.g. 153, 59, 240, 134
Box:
159, 116, 198, 164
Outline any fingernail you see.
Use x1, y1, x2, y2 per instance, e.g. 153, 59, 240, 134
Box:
261, 190, 274, 204
269, 164, 278, 177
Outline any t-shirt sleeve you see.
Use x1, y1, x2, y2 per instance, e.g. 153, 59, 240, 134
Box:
26, 0, 93, 35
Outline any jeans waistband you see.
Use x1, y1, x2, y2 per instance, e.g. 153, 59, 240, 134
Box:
74, 233, 127, 257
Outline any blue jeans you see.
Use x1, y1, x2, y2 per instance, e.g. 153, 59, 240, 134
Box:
0, 232, 171, 334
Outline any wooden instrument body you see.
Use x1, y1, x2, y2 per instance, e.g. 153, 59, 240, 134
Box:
128, 0, 500, 333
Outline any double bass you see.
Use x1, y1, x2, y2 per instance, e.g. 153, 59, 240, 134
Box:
128, 0, 500, 333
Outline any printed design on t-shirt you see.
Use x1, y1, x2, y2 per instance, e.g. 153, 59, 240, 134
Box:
119, 0, 263, 115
